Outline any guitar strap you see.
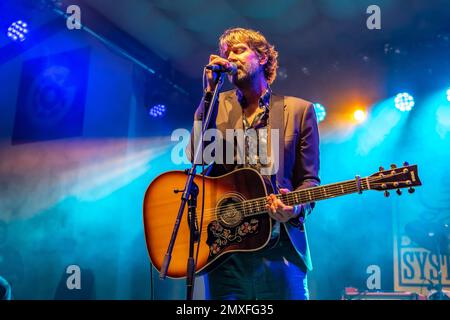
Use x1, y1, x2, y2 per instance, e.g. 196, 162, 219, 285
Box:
268, 94, 285, 193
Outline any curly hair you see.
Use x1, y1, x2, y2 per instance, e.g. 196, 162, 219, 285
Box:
219, 28, 279, 84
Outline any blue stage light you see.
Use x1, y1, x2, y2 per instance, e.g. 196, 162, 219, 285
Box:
447, 88, 450, 102
394, 93, 415, 112
149, 104, 166, 118
313, 103, 326, 123
7, 20, 28, 42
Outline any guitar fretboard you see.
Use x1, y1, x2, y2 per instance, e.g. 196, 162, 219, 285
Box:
241, 177, 370, 217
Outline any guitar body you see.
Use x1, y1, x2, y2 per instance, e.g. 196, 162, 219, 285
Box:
143, 168, 273, 278
143, 163, 422, 278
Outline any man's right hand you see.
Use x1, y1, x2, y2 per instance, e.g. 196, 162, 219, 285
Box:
205, 54, 232, 92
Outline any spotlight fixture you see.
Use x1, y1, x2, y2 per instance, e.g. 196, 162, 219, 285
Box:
394, 93, 415, 112
149, 104, 166, 118
7, 20, 28, 42
313, 103, 326, 123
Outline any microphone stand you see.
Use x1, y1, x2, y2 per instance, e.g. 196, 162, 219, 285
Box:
159, 71, 226, 301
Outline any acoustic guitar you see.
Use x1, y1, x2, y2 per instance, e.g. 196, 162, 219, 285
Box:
143, 163, 421, 278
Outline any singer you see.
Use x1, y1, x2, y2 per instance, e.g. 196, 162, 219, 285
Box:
187, 27, 320, 300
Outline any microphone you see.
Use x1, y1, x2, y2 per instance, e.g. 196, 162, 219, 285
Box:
205, 62, 237, 75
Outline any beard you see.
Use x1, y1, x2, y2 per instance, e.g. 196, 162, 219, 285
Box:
229, 62, 261, 87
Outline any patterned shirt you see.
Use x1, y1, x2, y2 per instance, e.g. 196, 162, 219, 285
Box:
236, 87, 280, 239
237, 87, 272, 173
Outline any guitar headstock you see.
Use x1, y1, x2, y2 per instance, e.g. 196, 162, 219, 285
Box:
369, 162, 422, 197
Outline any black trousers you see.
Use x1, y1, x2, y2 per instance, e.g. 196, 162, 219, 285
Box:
204, 227, 309, 300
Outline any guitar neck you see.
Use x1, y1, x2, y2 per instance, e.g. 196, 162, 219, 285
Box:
243, 177, 370, 217
280, 177, 370, 207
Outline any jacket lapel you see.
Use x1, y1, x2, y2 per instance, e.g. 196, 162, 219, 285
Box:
269, 94, 286, 188
224, 91, 287, 132
270, 94, 288, 135
224, 91, 243, 130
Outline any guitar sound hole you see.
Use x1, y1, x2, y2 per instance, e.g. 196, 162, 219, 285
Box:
217, 196, 244, 228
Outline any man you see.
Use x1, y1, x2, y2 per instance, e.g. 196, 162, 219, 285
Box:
188, 28, 320, 300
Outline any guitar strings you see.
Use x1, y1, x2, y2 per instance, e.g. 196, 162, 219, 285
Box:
196, 181, 411, 234
152, 179, 407, 225
198, 182, 379, 220
201, 173, 398, 216
164, 174, 408, 221
152, 179, 362, 214
154, 177, 408, 235
161, 171, 411, 222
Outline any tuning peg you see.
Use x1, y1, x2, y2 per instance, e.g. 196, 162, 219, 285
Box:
408, 187, 415, 194
396, 189, 402, 196
379, 166, 385, 171
390, 164, 397, 169
403, 161, 409, 167
384, 190, 390, 197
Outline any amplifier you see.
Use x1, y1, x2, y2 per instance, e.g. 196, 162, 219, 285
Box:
342, 287, 427, 300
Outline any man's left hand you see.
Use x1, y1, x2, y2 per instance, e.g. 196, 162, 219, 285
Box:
265, 188, 301, 223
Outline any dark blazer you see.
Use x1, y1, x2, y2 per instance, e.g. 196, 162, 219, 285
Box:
188, 89, 320, 270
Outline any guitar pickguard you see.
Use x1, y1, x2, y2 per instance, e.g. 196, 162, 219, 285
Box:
206, 218, 260, 258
